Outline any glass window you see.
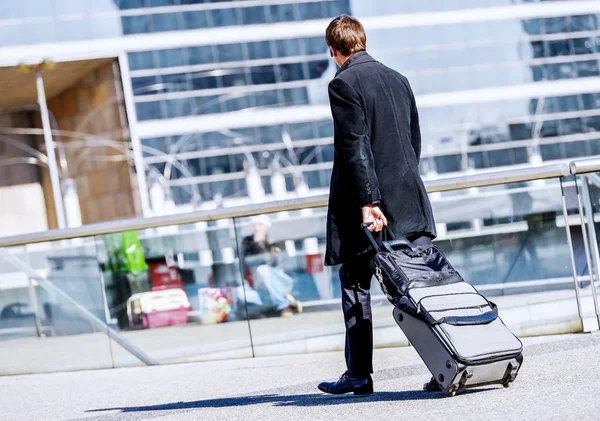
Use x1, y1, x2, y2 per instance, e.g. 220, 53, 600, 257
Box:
582, 94, 600, 110
328, 0, 351, 17
136, 101, 163, 121
122, 16, 151, 35
152, 13, 180, 32
542, 17, 567, 34
216, 44, 243, 62
522, 18, 541, 35
222, 95, 252, 113
195, 95, 222, 114
247, 41, 272, 59
531, 41, 545, 58
570, 15, 598, 32
182, 11, 208, 30
268, 5, 296, 22
211, 9, 238, 27
188, 46, 214, 65
164, 98, 193, 118
158, 48, 186, 68
241, 6, 267, 24
297, 3, 323, 20
161, 73, 191, 92
128, 51, 156, 70
304, 37, 327, 55
279, 63, 306, 82
191, 75, 219, 90
281, 88, 308, 106
307, 60, 330, 79
577, 61, 600, 77
251, 66, 276, 85
276, 39, 301, 57
131, 76, 159, 95
115, 0, 141, 9
222, 69, 247, 87
547, 40, 571, 56
252, 91, 279, 107
572, 38, 594, 55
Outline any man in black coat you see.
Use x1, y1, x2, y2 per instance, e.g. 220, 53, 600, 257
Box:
318, 15, 437, 396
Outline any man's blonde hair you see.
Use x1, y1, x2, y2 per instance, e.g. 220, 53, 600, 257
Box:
325, 14, 367, 56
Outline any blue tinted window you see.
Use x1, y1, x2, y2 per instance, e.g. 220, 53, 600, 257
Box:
282, 88, 308, 106
327, 0, 351, 17
247, 41, 271, 59
308, 60, 330, 79
191, 75, 219, 90
188, 46, 214, 64
216, 44, 243, 62
276, 39, 301, 57
136, 102, 163, 121
305, 37, 327, 55
570, 15, 598, 32
241, 6, 267, 24
279, 63, 306, 82
122, 16, 151, 34
129, 51, 156, 70
297, 3, 323, 20
165, 98, 193, 118
251, 66, 276, 84
577, 61, 600, 77
253, 91, 279, 107
131, 76, 159, 95
222, 69, 247, 87
542, 17, 567, 34
116, 0, 145, 10
268, 5, 295, 22
149, 0, 175, 6
211, 9, 238, 27
152, 13, 180, 32
182, 11, 208, 30
222, 95, 252, 112
158, 48, 185, 68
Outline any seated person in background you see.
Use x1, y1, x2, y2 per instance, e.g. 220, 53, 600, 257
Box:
242, 214, 302, 317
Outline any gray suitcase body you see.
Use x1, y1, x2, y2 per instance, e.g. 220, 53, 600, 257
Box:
391, 283, 523, 396
362, 224, 523, 396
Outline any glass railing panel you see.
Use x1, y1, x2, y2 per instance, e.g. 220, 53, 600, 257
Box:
434, 178, 580, 334
96, 219, 253, 365
0, 238, 113, 375
233, 179, 582, 359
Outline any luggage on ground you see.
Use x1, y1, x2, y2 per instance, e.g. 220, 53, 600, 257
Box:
363, 223, 523, 396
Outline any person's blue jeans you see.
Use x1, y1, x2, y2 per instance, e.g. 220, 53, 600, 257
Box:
254, 265, 294, 311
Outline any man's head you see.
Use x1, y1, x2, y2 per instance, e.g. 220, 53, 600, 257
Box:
325, 15, 367, 67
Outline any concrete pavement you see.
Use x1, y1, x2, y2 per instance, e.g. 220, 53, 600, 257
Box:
1, 333, 599, 421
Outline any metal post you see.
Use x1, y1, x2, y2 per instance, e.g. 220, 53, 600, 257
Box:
117, 53, 152, 218
36, 70, 66, 229
560, 178, 585, 327
580, 177, 600, 328
27, 277, 43, 337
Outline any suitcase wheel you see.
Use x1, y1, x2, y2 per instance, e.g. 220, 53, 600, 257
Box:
502, 380, 511, 388
446, 388, 457, 397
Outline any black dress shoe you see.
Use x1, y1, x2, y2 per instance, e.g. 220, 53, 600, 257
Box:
423, 376, 442, 392
318, 372, 374, 396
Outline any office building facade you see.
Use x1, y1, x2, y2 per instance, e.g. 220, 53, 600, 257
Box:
0, 0, 599, 224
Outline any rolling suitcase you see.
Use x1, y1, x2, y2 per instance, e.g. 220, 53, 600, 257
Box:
362, 223, 523, 397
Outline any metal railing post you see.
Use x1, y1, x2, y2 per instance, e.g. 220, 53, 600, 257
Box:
560, 177, 585, 329
27, 277, 43, 338
580, 176, 600, 328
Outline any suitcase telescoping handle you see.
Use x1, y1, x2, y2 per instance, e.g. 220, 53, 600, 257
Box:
361, 222, 417, 253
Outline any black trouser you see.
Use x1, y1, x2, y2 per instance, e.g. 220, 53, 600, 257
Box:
340, 234, 433, 379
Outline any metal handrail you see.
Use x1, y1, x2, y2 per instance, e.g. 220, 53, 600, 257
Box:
0, 159, 597, 248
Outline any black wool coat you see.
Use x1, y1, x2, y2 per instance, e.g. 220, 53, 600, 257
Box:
325, 51, 436, 266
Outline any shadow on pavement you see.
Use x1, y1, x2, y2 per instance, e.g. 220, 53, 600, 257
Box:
87, 388, 494, 413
